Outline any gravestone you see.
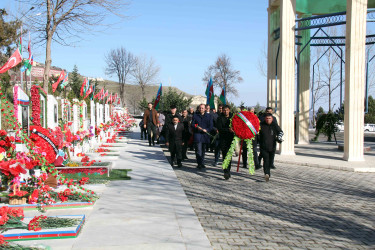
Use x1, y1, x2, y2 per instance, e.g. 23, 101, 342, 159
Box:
104, 104, 110, 123
80, 100, 87, 130
13, 85, 30, 132
90, 100, 95, 131
47, 95, 59, 129
72, 99, 79, 134
40, 93, 47, 128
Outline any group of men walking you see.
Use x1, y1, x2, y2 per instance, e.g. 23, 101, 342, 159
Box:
143, 103, 283, 182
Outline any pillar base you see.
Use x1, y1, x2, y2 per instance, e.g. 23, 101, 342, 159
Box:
296, 140, 309, 145
343, 155, 365, 162
279, 151, 295, 156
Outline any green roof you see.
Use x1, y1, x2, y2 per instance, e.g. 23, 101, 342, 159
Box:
296, 0, 375, 15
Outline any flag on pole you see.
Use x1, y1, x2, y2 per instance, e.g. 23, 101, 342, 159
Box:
84, 83, 93, 99
80, 78, 87, 97
219, 86, 226, 105
206, 78, 213, 105
20, 55, 34, 76
208, 80, 215, 109
60, 73, 69, 89
84, 79, 90, 95
91, 84, 96, 100
52, 71, 66, 92
27, 32, 31, 60
0, 48, 22, 74
104, 90, 108, 98
154, 83, 162, 110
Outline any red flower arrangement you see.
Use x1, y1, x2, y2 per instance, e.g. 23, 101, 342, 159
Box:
31, 85, 41, 126
28, 215, 47, 231
29, 125, 58, 165
83, 160, 96, 166
95, 148, 109, 153
231, 111, 260, 140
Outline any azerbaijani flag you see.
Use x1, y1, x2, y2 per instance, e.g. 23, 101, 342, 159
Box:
208, 79, 215, 109
219, 86, 226, 105
60, 72, 69, 89
154, 83, 162, 110
80, 78, 87, 97
84, 83, 93, 99
206, 78, 212, 105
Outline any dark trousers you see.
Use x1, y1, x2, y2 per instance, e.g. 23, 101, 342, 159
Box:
242, 140, 260, 168
260, 148, 275, 176
182, 134, 190, 158
170, 142, 182, 164
214, 137, 220, 163
140, 128, 147, 139
222, 143, 232, 174
195, 142, 207, 166
146, 122, 157, 145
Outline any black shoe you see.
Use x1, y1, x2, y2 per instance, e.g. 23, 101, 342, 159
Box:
196, 165, 202, 169
224, 172, 230, 180
270, 165, 276, 169
242, 165, 247, 169
153, 142, 155, 146
201, 164, 206, 168
255, 165, 262, 170
149, 144, 152, 146
177, 163, 183, 168
171, 162, 174, 167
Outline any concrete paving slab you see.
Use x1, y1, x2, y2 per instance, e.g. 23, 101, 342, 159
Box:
19, 126, 212, 249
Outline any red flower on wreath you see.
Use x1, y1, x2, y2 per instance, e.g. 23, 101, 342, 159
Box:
231, 111, 260, 140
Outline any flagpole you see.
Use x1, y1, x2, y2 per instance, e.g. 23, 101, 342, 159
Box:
20, 25, 23, 90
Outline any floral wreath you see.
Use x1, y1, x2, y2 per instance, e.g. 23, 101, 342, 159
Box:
222, 111, 260, 174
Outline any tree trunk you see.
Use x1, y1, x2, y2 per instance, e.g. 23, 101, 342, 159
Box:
43, 31, 53, 93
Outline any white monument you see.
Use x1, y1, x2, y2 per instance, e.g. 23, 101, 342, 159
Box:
47, 95, 59, 129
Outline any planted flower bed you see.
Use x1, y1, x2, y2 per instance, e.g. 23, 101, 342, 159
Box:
60, 169, 131, 184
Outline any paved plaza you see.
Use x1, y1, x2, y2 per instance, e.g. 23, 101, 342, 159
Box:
162, 142, 375, 249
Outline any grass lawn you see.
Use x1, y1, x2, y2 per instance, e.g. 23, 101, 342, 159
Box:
62, 169, 131, 184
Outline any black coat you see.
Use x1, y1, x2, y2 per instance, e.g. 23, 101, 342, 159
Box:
216, 113, 234, 147
166, 123, 184, 146
259, 121, 283, 152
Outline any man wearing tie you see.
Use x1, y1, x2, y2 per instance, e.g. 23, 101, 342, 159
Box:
166, 116, 185, 168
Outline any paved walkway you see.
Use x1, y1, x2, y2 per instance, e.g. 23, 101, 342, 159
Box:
20, 128, 212, 250
161, 143, 375, 249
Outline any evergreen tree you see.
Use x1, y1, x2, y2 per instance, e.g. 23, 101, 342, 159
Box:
159, 87, 192, 113
365, 96, 375, 123
67, 65, 82, 101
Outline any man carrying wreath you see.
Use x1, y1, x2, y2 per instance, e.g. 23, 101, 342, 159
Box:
191, 104, 213, 169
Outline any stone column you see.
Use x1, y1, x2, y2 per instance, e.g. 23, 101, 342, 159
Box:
279, 0, 296, 155
296, 18, 311, 144
267, 3, 280, 113
343, 0, 367, 161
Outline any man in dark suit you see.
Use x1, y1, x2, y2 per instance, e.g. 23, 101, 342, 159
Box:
143, 102, 159, 146
217, 105, 234, 180
191, 104, 213, 169
166, 116, 185, 167
181, 109, 192, 160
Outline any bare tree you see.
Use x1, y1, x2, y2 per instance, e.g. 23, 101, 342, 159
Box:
18, 0, 129, 92
126, 91, 141, 115
203, 54, 243, 98
132, 55, 160, 100
105, 47, 135, 105
257, 42, 267, 78
311, 48, 328, 126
